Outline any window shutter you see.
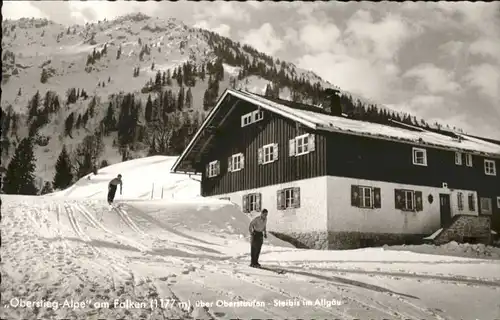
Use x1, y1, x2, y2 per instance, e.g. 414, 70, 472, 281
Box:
373, 187, 381, 208
258, 148, 263, 165
394, 189, 403, 210
277, 189, 285, 210
292, 187, 301, 208
289, 138, 296, 156
240, 153, 245, 169
215, 160, 220, 176
273, 143, 279, 161
242, 195, 249, 213
228, 156, 233, 172
255, 193, 262, 212
468, 194, 475, 211
351, 185, 360, 207
308, 134, 315, 152
205, 164, 209, 178
415, 191, 423, 211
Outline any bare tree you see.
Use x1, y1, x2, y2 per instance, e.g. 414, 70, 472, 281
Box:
146, 116, 175, 155
72, 132, 104, 178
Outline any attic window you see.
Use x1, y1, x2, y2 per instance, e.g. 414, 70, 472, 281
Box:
241, 113, 252, 127
241, 110, 264, 127
412, 147, 427, 166
253, 110, 264, 122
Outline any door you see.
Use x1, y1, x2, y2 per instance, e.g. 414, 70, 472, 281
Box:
439, 194, 452, 228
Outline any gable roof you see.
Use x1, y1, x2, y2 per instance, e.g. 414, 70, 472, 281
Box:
171, 89, 500, 173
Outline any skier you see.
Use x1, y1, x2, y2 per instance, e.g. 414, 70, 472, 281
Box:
248, 208, 268, 268
107, 174, 122, 206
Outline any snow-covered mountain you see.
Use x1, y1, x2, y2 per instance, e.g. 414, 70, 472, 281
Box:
1, 14, 339, 185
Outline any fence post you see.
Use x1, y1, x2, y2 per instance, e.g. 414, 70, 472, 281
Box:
161, 185, 164, 199
151, 183, 154, 199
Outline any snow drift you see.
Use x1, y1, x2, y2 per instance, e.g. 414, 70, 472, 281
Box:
50, 156, 200, 200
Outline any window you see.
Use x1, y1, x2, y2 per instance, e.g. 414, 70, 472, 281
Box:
465, 154, 473, 167
395, 189, 423, 212
412, 147, 427, 166
404, 190, 414, 210
457, 192, 464, 211
228, 153, 244, 172
241, 113, 252, 127
484, 159, 496, 176
289, 133, 316, 157
253, 110, 264, 122
258, 143, 278, 165
242, 193, 261, 213
468, 193, 476, 211
277, 187, 300, 210
497, 197, 500, 209
351, 185, 381, 209
480, 197, 492, 215
241, 110, 264, 127
455, 152, 462, 165
296, 134, 309, 155
219, 197, 230, 201
206, 160, 220, 178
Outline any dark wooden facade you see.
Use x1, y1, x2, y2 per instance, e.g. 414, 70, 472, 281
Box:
201, 100, 327, 196
325, 132, 500, 230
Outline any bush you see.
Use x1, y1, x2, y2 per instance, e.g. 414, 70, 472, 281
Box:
100, 159, 109, 168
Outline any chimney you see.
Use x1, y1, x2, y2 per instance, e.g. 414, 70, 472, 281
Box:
323, 88, 342, 116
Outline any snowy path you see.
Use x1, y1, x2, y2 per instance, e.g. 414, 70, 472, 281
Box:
1, 195, 499, 320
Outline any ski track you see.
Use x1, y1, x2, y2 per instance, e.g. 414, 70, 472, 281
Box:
268, 264, 471, 320
82, 201, 194, 266
74, 201, 151, 253
115, 205, 146, 236
201, 263, 345, 318
290, 271, 433, 320
221, 263, 448, 320
186, 275, 285, 319
274, 264, 500, 288
62, 201, 134, 280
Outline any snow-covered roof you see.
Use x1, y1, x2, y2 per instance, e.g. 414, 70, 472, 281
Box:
172, 88, 500, 173
232, 90, 500, 158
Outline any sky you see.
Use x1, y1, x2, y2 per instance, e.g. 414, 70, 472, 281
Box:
3, 1, 500, 139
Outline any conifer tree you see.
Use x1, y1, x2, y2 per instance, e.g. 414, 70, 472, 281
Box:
2, 137, 38, 195
185, 88, 193, 109
40, 68, 49, 83
145, 94, 153, 122
53, 145, 73, 189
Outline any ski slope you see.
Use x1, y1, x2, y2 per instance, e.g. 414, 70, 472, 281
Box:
2, 156, 500, 320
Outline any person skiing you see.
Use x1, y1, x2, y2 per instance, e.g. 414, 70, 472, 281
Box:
248, 208, 268, 268
107, 174, 122, 205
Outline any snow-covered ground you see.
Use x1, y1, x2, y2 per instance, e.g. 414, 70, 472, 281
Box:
2, 156, 500, 320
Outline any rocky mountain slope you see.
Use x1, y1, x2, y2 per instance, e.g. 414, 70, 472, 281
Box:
0, 13, 463, 192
